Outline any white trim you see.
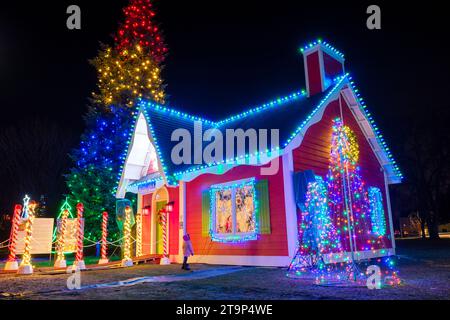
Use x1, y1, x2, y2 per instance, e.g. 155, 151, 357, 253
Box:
383, 169, 396, 251
150, 186, 170, 254
210, 177, 254, 189
188, 254, 292, 267
282, 151, 298, 260
116, 111, 165, 198
181, 248, 394, 267
303, 51, 311, 97
177, 152, 282, 183
318, 47, 326, 92
340, 88, 401, 184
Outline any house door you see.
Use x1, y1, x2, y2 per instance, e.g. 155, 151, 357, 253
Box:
155, 201, 167, 254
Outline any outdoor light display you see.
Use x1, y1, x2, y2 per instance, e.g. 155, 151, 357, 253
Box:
18, 200, 37, 274
209, 179, 259, 243
92, 0, 166, 108
4, 204, 23, 270
122, 206, 132, 263
136, 212, 143, 257
368, 187, 387, 236
67, 0, 167, 242
299, 177, 342, 256
114, 0, 167, 63
93, 44, 165, 107
288, 117, 400, 285
99, 211, 109, 264
21, 195, 31, 219
74, 203, 85, 269
55, 209, 69, 267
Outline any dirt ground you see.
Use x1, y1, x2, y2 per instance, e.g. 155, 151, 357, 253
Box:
0, 238, 449, 300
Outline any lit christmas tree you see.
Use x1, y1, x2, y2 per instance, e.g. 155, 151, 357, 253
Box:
288, 176, 342, 277
326, 118, 372, 254
66, 0, 167, 241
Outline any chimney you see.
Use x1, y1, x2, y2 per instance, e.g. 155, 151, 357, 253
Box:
301, 40, 345, 96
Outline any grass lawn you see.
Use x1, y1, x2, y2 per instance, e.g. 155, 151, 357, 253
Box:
0, 238, 449, 300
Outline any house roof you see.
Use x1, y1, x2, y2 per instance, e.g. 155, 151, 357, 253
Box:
116, 74, 403, 197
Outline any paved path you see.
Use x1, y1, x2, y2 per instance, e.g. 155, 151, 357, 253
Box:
80, 266, 247, 290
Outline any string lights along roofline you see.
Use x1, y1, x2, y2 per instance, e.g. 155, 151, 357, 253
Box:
299, 38, 345, 60
137, 89, 308, 127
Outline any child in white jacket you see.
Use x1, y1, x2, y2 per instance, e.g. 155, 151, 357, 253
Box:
182, 234, 194, 270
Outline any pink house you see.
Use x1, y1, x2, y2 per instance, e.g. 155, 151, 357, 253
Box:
115, 40, 402, 267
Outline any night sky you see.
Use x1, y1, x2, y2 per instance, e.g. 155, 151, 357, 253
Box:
0, 1, 449, 216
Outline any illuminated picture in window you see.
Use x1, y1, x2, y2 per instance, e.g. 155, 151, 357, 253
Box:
215, 189, 232, 233
210, 179, 258, 242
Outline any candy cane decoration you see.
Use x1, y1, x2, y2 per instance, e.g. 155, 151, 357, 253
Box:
4, 205, 22, 271
54, 209, 69, 268
136, 212, 142, 257
99, 211, 109, 264
121, 206, 133, 267
18, 200, 37, 275
162, 209, 168, 259
74, 203, 86, 270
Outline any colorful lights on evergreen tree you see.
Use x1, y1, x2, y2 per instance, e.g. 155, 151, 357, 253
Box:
288, 176, 343, 279
326, 118, 371, 253
287, 116, 400, 285
67, 0, 167, 244
299, 176, 342, 256
114, 0, 167, 63
92, 44, 165, 108
66, 107, 135, 241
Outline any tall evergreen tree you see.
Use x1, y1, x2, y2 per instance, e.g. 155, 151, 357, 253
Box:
66, 0, 167, 241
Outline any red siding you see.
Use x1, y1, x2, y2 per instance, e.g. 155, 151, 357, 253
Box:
293, 96, 392, 249
306, 51, 323, 96
323, 52, 344, 83
141, 187, 180, 256
186, 158, 288, 256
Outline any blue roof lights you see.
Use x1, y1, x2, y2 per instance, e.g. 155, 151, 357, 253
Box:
138, 89, 308, 127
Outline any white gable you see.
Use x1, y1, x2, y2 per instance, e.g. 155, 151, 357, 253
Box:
116, 112, 160, 198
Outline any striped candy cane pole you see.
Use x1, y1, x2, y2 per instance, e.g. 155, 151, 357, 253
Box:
121, 206, 132, 267
159, 208, 170, 265
74, 203, 86, 270
4, 205, 22, 271
162, 209, 168, 258
55, 209, 69, 267
99, 211, 109, 264
136, 212, 142, 257
18, 201, 37, 274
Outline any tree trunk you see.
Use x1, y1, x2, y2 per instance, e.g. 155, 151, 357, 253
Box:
427, 216, 440, 240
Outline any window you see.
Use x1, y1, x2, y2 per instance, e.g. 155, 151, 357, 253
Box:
368, 187, 387, 236
210, 178, 258, 242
